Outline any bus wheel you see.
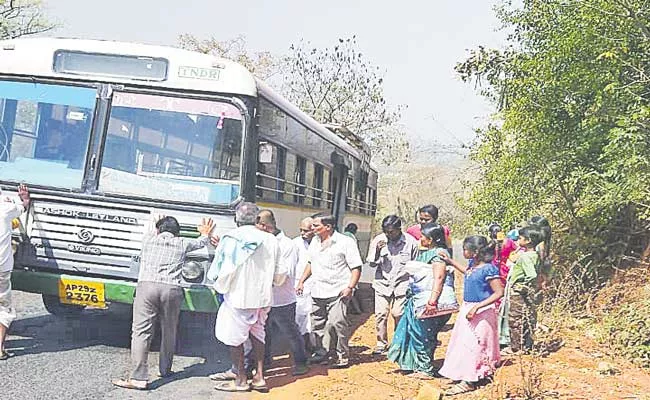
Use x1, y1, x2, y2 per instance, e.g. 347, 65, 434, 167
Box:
42, 294, 85, 316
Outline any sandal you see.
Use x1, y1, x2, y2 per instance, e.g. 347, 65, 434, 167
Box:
0, 350, 13, 360
214, 381, 251, 392
209, 370, 236, 381
111, 378, 148, 390
444, 381, 475, 396
251, 379, 269, 392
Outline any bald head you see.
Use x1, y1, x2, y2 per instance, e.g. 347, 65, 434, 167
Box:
299, 217, 314, 242
256, 209, 277, 234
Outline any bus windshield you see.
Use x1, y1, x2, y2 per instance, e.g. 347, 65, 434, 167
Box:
0, 80, 96, 189
98, 92, 243, 204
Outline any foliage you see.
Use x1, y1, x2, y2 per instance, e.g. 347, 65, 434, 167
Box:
177, 34, 281, 80
457, 0, 650, 301
0, 0, 54, 39
599, 295, 650, 368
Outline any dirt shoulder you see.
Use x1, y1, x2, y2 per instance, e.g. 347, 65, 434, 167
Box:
251, 310, 650, 400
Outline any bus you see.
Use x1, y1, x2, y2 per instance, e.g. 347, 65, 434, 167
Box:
0, 38, 378, 315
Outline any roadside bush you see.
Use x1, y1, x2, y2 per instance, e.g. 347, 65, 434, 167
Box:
598, 295, 650, 368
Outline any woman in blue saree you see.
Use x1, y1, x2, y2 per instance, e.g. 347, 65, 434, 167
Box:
388, 223, 457, 378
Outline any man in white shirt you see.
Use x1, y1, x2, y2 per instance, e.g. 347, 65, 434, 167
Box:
211, 202, 285, 393
0, 184, 30, 360
255, 210, 308, 376
296, 213, 363, 368
293, 217, 314, 351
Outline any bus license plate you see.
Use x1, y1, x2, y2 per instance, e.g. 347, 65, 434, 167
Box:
58, 278, 106, 308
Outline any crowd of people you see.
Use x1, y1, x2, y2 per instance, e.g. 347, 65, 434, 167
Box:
107, 201, 551, 395
111, 202, 363, 393
0, 186, 552, 396
374, 206, 552, 395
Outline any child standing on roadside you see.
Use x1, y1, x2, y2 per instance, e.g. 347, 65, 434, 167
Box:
437, 236, 504, 396
503, 226, 544, 354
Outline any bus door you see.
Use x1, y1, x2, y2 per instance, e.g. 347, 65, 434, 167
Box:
330, 152, 350, 230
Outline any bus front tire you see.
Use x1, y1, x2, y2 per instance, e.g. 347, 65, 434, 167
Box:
42, 294, 85, 316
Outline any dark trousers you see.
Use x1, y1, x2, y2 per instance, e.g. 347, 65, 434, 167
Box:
508, 292, 537, 352
130, 281, 184, 381
312, 296, 350, 360
264, 302, 308, 366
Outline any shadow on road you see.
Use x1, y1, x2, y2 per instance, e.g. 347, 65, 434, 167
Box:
7, 304, 229, 375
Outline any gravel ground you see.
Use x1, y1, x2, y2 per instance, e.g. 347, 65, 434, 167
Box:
0, 290, 242, 400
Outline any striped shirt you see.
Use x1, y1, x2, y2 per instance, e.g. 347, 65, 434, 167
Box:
138, 231, 210, 286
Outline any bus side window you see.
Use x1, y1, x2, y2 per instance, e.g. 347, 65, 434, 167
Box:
294, 156, 306, 204
313, 163, 324, 208
345, 177, 353, 212
323, 168, 332, 210
256, 142, 284, 201
368, 187, 377, 214
357, 170, 369, 214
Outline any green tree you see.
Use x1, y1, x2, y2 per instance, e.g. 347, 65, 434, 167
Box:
0, 0, 54, 39
458, 0, 650, 295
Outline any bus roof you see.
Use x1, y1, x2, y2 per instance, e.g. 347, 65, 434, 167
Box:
0, 37, 376, 172
0, 37, 257, 96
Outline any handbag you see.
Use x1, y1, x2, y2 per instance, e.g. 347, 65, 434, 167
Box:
416, 284, 459, 319
404, 261, 460, 319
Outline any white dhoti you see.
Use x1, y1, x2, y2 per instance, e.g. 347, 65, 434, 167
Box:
295, 293, 313, 335
0, 271, 16, 329
215, 300, 269, 347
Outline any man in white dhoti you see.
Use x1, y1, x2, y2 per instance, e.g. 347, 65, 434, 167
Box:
209, 202, 285, 393
293, 217, 315, 352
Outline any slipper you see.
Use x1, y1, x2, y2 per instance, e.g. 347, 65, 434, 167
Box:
251, 380, 269, 393
209, 370, 236, 381
214, 381, 251, 392
444, 381, 475, 396
111, 378, 148, 390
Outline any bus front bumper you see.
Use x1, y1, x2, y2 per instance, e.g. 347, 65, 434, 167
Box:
11, 269, 220, 313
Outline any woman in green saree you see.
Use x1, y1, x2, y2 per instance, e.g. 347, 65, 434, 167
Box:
388, 223, 456, 378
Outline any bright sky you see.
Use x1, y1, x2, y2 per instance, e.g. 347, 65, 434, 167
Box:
43, 0, 506, 153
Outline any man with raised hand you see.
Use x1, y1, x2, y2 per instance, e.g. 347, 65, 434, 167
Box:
112, 214, 214, 390
367, 215, 419, 355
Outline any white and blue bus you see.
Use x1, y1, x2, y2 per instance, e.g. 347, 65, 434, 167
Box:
0, 38, 377, 314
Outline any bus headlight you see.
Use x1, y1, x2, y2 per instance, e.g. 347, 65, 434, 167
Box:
182, 260, 204, 283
